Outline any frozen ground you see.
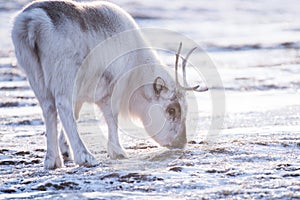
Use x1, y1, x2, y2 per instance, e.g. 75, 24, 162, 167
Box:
1, 0, 300, 199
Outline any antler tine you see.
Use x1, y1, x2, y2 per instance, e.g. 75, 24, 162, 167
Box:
175, 43, 208, 92
181, 46, 204, 91
194, 85, 209, 92
175, 42, 182, 89
182, 47, 197, 87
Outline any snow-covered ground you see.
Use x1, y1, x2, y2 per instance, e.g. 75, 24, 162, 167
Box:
1, 0, 300, 199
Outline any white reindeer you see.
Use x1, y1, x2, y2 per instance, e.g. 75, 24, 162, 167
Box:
12, 0, 206, 169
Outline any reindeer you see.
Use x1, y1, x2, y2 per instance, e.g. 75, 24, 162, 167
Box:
11, 0, 207, 169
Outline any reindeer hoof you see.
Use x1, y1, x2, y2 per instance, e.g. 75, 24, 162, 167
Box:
108, 146, 127, 159
44, 152, 63, 169
60, 143, 73, 162
74, 149, 99, 167
59, 132, 73, 162
109, 152, 128, 159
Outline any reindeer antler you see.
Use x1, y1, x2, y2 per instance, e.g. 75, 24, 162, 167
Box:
175, 42, 208, 92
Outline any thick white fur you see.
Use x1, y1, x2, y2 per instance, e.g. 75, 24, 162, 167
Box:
12, 0, 187, 169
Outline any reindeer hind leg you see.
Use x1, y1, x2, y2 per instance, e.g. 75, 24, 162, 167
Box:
56, 96, 98, 167
59, 101, 83, 162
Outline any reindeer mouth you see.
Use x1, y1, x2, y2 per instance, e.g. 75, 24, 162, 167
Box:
165, 124, 187, 149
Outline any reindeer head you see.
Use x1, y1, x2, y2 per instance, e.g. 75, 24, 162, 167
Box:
129, 43, 208, 149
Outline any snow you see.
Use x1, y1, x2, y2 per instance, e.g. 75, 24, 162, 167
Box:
1, 0, 300, 199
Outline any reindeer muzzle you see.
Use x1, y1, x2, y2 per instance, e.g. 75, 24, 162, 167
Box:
167, 124, 187, 149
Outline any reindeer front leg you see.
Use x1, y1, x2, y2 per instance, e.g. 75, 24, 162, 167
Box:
99, 100, 127, 159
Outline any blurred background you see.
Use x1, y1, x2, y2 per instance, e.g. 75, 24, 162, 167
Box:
1, 0, 299, 129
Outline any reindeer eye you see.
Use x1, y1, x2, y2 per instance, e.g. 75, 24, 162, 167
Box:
167, 107, 176, 116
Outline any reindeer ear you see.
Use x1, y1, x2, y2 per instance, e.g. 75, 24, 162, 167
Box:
153, 77, 165, 96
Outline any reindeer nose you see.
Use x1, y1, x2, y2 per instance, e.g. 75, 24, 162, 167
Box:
169, 124, 187, 149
